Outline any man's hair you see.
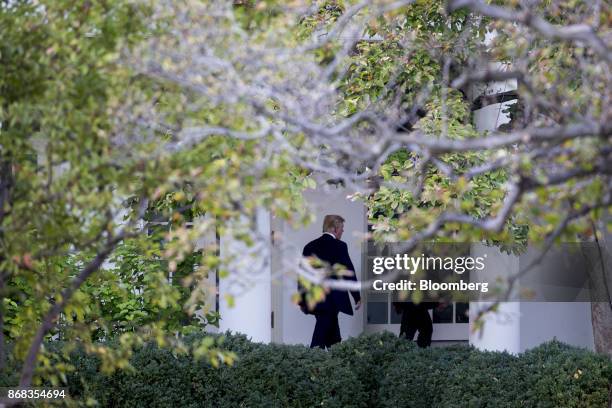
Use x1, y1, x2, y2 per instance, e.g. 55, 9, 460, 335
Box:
322, 215, 345, 232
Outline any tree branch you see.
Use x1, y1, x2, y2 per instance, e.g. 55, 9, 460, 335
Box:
447, 0, 611, 63
17, 233, 128, 387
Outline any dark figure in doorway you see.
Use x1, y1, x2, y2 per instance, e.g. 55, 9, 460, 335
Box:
393, 302, 439, 348
299, 215, 361, 349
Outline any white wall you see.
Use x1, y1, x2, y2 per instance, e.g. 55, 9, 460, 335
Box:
517, 246, 594, 351
468, 245, 595, 353
469, 244, 521, 352
473, 101, 514, 133
273, 183, 367, 345
519, 303, 594, 351
219, 209, 272, 343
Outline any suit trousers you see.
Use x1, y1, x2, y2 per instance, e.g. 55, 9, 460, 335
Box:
401, 307, 433, 348
310, 311, 341, 349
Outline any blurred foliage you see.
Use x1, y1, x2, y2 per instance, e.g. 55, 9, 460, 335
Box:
0, 0, 309, 385
309, 1, 529, 249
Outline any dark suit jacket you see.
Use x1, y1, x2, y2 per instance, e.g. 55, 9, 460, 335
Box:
393, 302, 438, 336
300, 234, 361, 315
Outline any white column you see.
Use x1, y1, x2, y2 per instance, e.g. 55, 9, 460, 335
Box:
469, 244, 521, 353
219, 208, 272, 343
470, 64, 521, 352
469, 302, 521, 353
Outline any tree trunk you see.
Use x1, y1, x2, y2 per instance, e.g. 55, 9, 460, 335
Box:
0, 277, 5, 372
587, 219, 612, 357
591, 302, 612, 357
18, 237, 122, 387
0, 158, 14, 371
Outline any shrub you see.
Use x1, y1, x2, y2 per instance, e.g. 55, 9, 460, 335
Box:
331, 332, 416, 405
214, 342, 367, 408
518, 341, 612, 408
3, 332, 609, 407
377, 344, 482, 408
66, 333, 367, 407
378, 338, 611, 408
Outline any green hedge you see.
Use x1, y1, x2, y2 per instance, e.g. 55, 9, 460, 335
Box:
64, 334, 368, 408
4, 332, 612, 407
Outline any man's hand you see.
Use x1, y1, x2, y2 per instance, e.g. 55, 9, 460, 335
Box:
354, 300, 362, 311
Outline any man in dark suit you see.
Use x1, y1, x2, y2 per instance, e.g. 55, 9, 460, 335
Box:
393, 302, 438, 348
300, 215, 361, 349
